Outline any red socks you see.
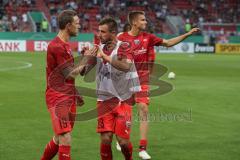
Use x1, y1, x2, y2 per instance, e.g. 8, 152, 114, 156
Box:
121, 142, 133, 160
59, 145, 71, 160
139, 139, 148, 151
41, 139, 59, 160
100, 143, 112, 160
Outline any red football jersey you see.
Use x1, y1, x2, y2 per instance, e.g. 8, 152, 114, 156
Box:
101, 41, 133, 61
118, 32, 162, 61
46, 36, 77, 108
118, 32, 163, 84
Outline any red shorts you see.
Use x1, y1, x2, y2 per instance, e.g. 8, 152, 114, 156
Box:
135, 85, 150, 105
47, 99, 76, 135
96, 98, 132, 139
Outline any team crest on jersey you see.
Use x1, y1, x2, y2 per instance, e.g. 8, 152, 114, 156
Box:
126, 120, 131, 128
134, 39, 140, 45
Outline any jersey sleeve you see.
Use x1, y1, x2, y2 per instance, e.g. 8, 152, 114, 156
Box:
149, 33, 163, 47
117, 41, 133, 61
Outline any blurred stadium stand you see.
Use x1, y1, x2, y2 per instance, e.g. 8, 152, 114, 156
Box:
0, 0, 239, 37
0, 0, 36, 32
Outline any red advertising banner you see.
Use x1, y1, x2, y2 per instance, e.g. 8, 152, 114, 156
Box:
26, 41, 79, 52
0, 40, 92, 52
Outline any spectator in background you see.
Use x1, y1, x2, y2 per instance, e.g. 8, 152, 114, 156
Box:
96, 13, 102, 21
210, 35, 216, 44
22, 12, 28, 24
1, 15, 10, 31
11, 14, 17, 25
51, 14, 57, 32
0, 0, 35, 32
66, 0, 78, 10
81, 19, 90, 32
1, 0, 240, 33
185, 19, 191, 32
177, 24, 185, 34
41, 19, 48, 32
0, 19, 3, 32
83, 13, 89, 21
11, 13, 19, 31
217, 35, 229, 44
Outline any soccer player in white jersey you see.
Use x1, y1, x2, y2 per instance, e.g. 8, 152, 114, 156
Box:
82, 17, 140, 160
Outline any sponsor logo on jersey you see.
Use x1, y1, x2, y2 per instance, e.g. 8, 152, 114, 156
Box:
133, 47, 147, 55
134, 39, 140, 45
62, 154, 70, 157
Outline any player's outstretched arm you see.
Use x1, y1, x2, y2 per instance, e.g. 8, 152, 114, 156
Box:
162, 28, 200, 47
97, 49, 132, 72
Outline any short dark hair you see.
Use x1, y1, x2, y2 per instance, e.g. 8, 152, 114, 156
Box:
123, 23, 131, 32
128, 11, 145, 26
58, 10, 77, 30
99, 17, 118, 33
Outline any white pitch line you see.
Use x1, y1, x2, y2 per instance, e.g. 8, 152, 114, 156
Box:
188, 54, 195, 58
0, 61, 32, 71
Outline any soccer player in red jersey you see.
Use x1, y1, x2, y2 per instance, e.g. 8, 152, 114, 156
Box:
118, 11, 200, 159
40, 10, 91, 160
82, 17, 140, 160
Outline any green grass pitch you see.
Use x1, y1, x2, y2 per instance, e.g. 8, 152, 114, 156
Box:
0, 52, 240, 160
